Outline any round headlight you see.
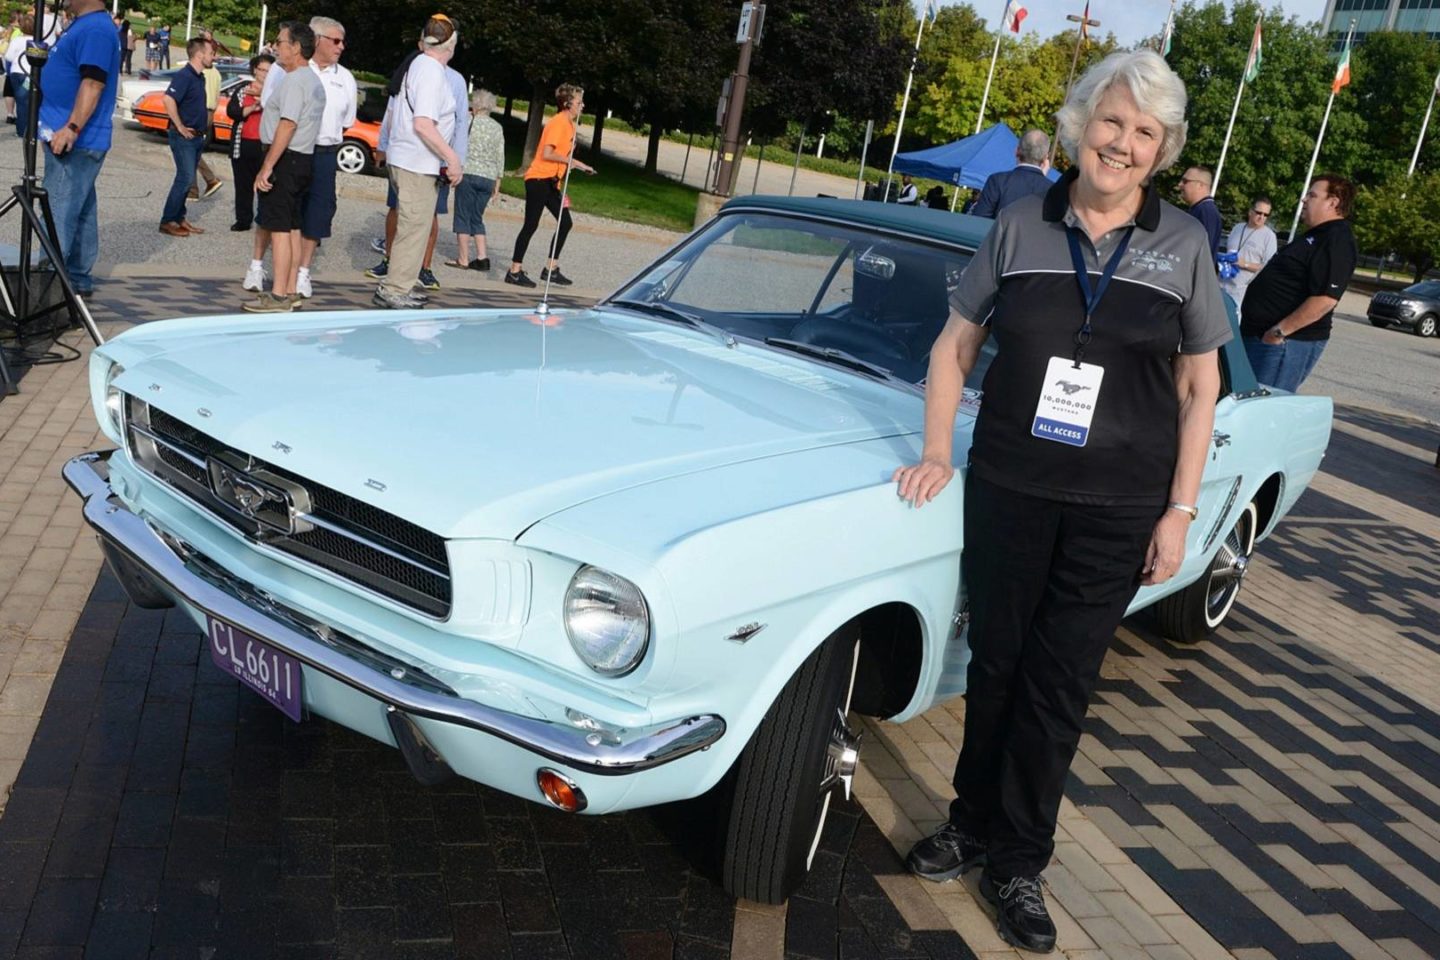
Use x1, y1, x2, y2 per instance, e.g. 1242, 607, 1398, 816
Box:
104, 362, 125, 435
563, 565, 649, 677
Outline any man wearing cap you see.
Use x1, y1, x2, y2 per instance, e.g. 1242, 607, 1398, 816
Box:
372, 14, 460, 309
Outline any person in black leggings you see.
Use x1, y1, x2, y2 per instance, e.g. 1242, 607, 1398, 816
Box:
505, 82, 594, 288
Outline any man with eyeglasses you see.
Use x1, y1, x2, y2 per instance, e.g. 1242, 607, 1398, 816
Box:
1177, 165, 1222, 259
293, 16, 357, 300
1221, 197, 1276, 306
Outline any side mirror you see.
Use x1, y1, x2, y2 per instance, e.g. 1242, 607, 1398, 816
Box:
856, 247, 896, 281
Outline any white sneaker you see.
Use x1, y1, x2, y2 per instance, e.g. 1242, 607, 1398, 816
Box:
296, 272, 312, 299
242, 263, 268, 292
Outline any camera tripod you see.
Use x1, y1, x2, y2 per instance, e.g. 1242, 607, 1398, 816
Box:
0, 0, 106, 398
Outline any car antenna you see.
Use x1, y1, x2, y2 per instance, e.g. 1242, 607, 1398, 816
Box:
535, 122, 582, 317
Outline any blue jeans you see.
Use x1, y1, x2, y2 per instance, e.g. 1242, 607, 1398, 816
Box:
163, 129, 206, 224
43, 145, 108, 294
1243, 336, 1327, 393
11, 75, 28, 139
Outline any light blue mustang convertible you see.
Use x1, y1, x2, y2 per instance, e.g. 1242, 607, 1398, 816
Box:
65, 196, 1331, 903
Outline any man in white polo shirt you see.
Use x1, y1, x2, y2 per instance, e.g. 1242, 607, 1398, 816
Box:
373, 14, 460, 309
294, 15, 356, 300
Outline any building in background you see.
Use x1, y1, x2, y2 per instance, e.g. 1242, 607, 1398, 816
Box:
1323, 0, 1440, 47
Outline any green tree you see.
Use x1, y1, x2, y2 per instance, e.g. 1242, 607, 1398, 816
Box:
746, 0, 911, 148
907, 28, 1116, 149
1353, 172, 1440, 280
1163, 1, 1334, 224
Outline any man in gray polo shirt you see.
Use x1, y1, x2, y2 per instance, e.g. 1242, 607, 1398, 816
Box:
245, 20, 324, 313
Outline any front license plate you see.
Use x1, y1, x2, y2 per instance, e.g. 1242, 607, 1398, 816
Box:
207, 616, 303, 722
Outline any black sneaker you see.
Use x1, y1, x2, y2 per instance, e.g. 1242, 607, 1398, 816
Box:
470, 257, 491, 272
540, 267, 573, 286
906, 822, 987, 882
979, 872, 1056, 954
504, 269, 536, 288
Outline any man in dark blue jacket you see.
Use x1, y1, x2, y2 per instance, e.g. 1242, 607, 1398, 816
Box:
971, 129, 1051, 218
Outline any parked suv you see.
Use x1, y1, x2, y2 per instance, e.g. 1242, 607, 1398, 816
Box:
1368, 281, 1440, 337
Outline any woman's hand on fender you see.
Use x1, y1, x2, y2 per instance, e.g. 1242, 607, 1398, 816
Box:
1141, 510, 1189, 585
891, 456, 954, 508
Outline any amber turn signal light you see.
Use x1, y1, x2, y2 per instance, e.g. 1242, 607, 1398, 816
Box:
536, 768, 587, 813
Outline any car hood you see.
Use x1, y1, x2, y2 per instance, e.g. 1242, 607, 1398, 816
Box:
107, 308, 923, 540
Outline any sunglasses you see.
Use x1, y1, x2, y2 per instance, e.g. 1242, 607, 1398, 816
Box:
1251, 209, 1271, 217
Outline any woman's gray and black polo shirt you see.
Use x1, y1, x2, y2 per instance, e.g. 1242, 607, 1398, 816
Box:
950, 168, 1233, 508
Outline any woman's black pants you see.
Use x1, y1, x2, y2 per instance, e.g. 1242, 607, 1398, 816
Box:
231, 139, 263, 228
511, 176, 572, 264
949, 472, 1158, 878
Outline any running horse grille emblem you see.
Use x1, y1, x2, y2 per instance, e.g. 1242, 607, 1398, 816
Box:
206, 450, 315, 537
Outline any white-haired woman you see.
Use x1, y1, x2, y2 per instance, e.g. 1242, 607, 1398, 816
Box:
447, 88, 504, 271
894, 50, 1230, 953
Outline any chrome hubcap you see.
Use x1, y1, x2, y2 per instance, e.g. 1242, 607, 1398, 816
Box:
820, 708, 862, 801
1206, 509, 1255, 622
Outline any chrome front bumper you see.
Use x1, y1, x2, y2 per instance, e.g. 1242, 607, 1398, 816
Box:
63, 450, 726, 777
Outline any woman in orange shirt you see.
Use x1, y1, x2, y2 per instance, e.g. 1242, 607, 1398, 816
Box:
505, 82, 595, 288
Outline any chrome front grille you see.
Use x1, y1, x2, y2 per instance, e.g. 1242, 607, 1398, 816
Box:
124, 396, 452, 618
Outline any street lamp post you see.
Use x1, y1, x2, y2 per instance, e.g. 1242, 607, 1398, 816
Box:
1049, 7, 1100, 166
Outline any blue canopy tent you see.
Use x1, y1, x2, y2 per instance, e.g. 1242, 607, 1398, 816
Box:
892, 123, 1059, 208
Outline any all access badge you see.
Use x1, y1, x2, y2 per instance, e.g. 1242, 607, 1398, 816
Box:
1031, 356, 1104, 447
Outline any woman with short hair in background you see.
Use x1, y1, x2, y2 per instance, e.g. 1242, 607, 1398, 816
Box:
226, 53, 273, 232
449, 88, 504, 272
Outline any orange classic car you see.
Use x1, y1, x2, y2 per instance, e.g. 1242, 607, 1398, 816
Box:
131, 76, 382, 175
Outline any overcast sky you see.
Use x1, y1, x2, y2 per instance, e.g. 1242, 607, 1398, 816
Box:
937, 0, 1331, 47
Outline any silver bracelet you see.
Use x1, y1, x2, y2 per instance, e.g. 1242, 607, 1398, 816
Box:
1167, 502, 1199, 521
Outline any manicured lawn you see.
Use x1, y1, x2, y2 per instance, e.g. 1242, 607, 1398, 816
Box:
495, 117, 698, 233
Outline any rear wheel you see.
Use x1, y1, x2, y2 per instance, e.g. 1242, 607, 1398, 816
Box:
337, 140, 371, 175
721, 624, 861, 903
1155, 502, 1258, 644
1415, 314, 1438, 338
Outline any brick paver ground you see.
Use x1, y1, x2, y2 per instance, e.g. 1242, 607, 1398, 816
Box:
1, 273, 1438, 959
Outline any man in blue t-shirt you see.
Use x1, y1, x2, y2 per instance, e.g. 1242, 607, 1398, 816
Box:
158, 37, 212, 235
38, 0, 119, 296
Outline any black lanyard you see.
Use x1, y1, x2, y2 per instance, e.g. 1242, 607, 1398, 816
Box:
1065, 224, 1134, 367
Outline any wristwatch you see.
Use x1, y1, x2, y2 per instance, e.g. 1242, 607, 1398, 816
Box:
1269, 325, 1286, 341
66, 122, 80, 133
1167, 502, 1199, 521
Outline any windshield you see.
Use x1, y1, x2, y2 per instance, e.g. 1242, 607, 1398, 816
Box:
606, 212, 974, 385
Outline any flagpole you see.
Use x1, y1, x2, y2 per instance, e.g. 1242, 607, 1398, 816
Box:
1406, 69, 1439, 180
1213, 15, 1261, 197
975, 24, 1003, 134
1289, 18, 1354, 242
1157, 0, 1174, 55
884, 11, 931, 200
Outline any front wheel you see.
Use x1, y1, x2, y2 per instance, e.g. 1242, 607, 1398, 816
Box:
336, 140, 371, 176
721, 624, 861, 904
1154, 502, 1258, 644
1415, 314, 1438, 338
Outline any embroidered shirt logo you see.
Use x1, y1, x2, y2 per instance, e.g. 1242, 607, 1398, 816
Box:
1129, 250, 1178, 273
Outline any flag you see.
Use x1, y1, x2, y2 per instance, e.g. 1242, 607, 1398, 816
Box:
1434, 67, 1440, 95
1332, 37, 1352, 93
1243, 18, 1262, 83
1081, 1, 1091, 44
1003, 0, 1027, 32
1160, 4, 1174, 58
925, 0, 940, 24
